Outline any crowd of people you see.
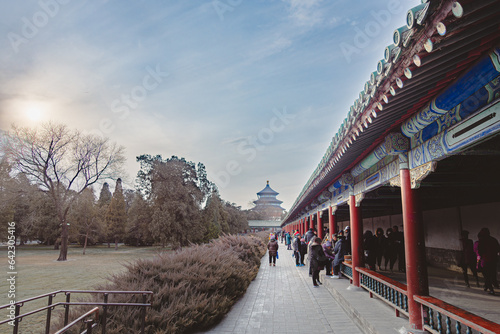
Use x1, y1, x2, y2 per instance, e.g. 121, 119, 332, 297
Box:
269, 226, 499, 294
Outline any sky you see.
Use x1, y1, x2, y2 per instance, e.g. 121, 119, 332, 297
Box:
0, 0, 421, 211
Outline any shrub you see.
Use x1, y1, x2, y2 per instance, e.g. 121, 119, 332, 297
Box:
86, 234, 266, 333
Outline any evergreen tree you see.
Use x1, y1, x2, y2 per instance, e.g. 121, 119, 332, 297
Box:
98, 182, 112, 207
69, 188, 102, 254
106, 178, 127, 250
125, 192, 153, 246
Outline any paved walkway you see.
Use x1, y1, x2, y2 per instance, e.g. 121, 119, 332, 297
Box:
203, 244, 362, 334
201, 241, 500, 333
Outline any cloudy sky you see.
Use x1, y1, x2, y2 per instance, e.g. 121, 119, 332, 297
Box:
0, 0, 420, 210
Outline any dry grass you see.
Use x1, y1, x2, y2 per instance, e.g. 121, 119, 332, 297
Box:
0, 244, 164, 334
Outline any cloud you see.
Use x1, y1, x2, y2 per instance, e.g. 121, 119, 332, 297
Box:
282, 0, 325, 27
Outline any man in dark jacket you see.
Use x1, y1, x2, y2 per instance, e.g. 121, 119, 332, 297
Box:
267, 238, 279, 266
323, 241, 335, 276
310, 237, 327, 287
292, 233, 301, 266
304, 228, 316, 244
333, 235, 349, 278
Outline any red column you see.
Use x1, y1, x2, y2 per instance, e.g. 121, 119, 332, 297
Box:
309, 215, 314, 230
300, 219, 304, 235
328, 206, 336, 240
401, 168, 429, 330
303, 219, 306, 234
317, 211, 323, 240
349, 194, 363, 287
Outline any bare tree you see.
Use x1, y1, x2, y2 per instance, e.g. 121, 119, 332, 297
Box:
2, 122, 125, 261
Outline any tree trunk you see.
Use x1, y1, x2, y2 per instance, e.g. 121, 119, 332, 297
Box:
83, 232, 88, 255
57, 223, 69, 261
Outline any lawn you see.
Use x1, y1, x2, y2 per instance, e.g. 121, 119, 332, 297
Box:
0, 244, 164, 333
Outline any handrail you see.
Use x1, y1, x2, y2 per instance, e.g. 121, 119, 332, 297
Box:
356, 267, 408, 317
54, 307, 99, 334
414, 295, 500, 334
356, 267, 407, 295
0, 290, 153, 334
340, 262, 353, 279
0, 290, 154, 311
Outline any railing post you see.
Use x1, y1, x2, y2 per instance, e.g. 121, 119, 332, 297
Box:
45, 295, 53, 334
101, 293, 108, 334
86, 319, 94, 334
141, 294, 147, 334
13, 304, 20, 334
64, 293, 71, 326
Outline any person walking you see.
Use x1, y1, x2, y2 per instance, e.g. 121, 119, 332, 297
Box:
459, 230, 479, 288
374, 227, 386, 271
310, 237, 327, 287
363, 230, 377, 271
474, 228, 500, 295
299, 237, 307, 266
384, 227, 397, 272
392, 225, 405, 272
267, 237, 279, 266
285, 232, 292, 250
292, 232, 301, 267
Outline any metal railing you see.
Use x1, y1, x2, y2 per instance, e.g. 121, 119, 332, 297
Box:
414, 295, 500, 334
357, 267, 408, 317
54, 307, 99, 334
340, 262, 353, 280
0, 290, 153, 334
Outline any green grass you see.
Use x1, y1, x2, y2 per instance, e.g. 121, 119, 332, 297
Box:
0, 244, 164, 333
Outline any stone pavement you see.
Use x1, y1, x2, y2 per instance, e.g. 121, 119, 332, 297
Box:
202, 243, 407, 334
202, 241, 500, 333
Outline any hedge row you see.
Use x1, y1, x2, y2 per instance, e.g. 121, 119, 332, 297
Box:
89, 233, 267, 333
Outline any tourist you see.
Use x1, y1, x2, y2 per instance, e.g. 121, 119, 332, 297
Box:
304, 227, 315, 244
310, 237, 327, 287
374, 227, 386, 271
292, 232, 301, 266
299, 237, 307, 266
267, 237, 279, 267
384, 227, 397, 272
459, 230, 479, 288
344, 226, 351, 254
333, 234, 349, 278
392, 225, 405, 272
363, 230, 377, 271
322, 241, 335, 276
285, 232, 292, 250
474, 228, 500, 295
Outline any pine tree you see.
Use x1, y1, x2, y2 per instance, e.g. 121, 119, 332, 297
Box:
106, 179, 127, 250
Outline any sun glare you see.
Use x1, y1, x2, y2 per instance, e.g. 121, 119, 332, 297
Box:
26, 107, 43, 121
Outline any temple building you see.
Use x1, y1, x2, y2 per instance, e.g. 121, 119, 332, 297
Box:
251, 181, 285, 220
248, 181, 285, 232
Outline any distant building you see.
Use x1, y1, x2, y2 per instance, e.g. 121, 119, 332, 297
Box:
248, 181, 285, 232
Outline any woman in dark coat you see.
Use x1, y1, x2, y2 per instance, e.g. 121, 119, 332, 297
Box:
363, 230, 377, 270
374, 227, 386, 271
310, 237, 327, 287
267, 238, 279, 266
384, 228, 397, 272
333, 235, 349, 277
